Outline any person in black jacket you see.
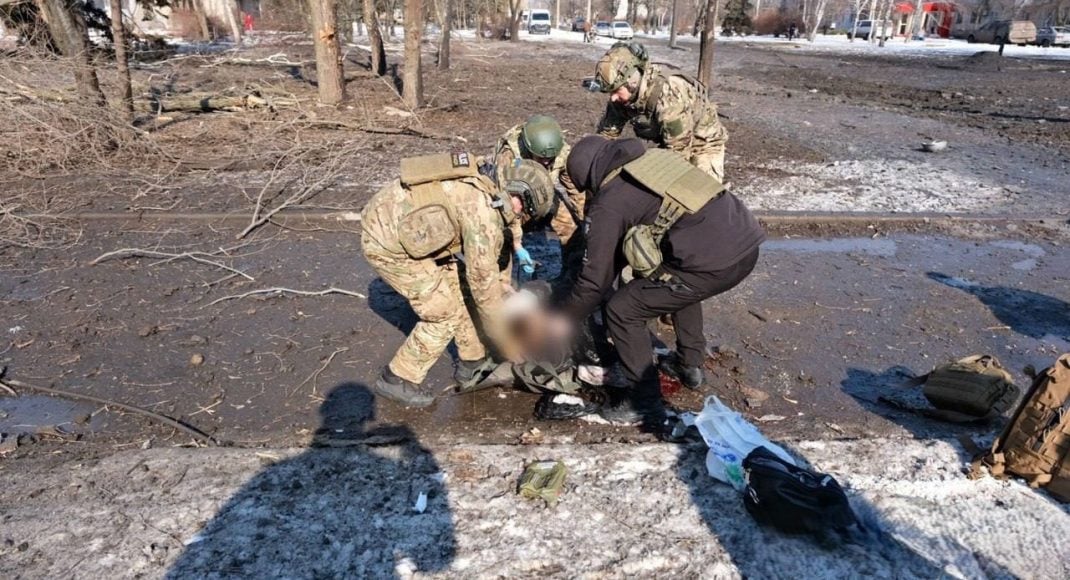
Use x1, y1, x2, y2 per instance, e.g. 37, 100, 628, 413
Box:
562, 136, 765, 426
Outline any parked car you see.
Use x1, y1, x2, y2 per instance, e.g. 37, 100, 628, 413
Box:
1036, 25, 1070, 47
611, 21, 634, 40
595, 21, 612, 37
847, 20, 893, 41
967, 20, 1037, 46
572, 17, 587, 32
527, 9, 552, 34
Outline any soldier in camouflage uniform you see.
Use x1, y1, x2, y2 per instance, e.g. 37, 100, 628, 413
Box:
361, 157, 555, 407
494, 115, 586, 288
592, 42, 729, 182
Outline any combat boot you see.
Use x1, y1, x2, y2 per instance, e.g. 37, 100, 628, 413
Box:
454, 356, 497, 393
373, 367, 435, 408
658, 352, 706, 390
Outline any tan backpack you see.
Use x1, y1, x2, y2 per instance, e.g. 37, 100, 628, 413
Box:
972, 354, 1070, 502
396, 152, 480, 259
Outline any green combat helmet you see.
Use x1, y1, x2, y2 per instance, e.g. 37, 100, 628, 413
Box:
502, 159, 555, 221
592, 41, 649, 93
519, 115, 564, 160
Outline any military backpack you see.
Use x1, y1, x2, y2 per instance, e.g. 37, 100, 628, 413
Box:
601, 149, 725, 279
918, 355, 1021, 422
972, 354, 1070, 502
396, 152, 487, 259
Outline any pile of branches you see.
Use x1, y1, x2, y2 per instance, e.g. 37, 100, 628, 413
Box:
0, 52, 165, 176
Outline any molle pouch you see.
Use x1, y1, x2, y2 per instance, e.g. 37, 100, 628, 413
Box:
622, 224, 663, 279
923, 355, 1019, 419
397, 204, 458, 259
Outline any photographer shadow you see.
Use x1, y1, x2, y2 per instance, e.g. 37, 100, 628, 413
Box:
166, 383, 456, 578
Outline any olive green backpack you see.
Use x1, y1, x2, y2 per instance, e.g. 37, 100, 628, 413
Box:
918, 355, 1021, 422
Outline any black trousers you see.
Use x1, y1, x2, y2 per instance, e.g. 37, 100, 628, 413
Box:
605, 248, 760, 390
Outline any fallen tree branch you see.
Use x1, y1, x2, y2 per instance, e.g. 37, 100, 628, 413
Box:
0, 367, 220, 446
206, 286, 366, 307
90, 247, 255, 281
147, 93, 300, 114
294, 119, 449, 139
289, 347, 349, 397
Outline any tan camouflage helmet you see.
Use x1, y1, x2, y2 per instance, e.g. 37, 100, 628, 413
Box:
502, 159, 555, 220
593, 44, 645, 93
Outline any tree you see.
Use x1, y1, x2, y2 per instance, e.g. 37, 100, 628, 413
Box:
433, 0, 451, 70
669, 0, 678, 46
508, 0, 521, 42
33, 0, 107, 106
721, 0, 751, 34
308, 0, 346, 104
696, 0, 717, 86
363, 0, 387, 75
108, 0, 133, 118
402, 0, 423, 108
803, 0, 829, 41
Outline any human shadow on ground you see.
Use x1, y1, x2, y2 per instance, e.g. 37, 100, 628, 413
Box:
166, 383, 456, 578
675, 440, 1017, 578
927, 272, 1070, 340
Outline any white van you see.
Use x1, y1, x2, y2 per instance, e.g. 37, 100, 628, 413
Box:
528, 9, 552, 34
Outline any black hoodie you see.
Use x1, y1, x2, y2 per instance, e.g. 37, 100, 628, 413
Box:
564, 136, 765, 319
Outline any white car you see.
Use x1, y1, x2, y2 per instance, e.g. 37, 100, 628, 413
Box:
1037, 26, 1070, 47
848, 20, 893, 41
611, 21, 634, 40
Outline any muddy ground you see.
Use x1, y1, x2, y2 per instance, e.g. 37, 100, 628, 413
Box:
1, 31, 1069, 578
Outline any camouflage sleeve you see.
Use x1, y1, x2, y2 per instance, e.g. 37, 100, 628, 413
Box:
655, 76, 697, 152
596, 102, 626, 139
494, 145, 517, 191
456, 187, 511, 351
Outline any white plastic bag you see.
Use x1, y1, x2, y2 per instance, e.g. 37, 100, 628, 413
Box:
693, 396, 796, 491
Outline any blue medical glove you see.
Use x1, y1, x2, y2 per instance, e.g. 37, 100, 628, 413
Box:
515, 246, 535, 275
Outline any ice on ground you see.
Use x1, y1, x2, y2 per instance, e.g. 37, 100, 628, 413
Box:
736, 158, 1013, 212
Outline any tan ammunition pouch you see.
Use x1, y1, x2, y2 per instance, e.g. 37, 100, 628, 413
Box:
396, 152, 481, 260
606, 149, 725, 278
972, 354, 1070, 502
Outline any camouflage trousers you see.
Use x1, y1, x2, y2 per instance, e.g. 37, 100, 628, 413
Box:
364, 243, 485, 385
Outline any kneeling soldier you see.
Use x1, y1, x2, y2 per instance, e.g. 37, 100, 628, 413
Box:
361, 154, 555, 407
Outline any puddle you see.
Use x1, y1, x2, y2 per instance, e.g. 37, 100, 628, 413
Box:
763, 238, 898, 257
989, 240, 1046, 258
0, 395, 105, 434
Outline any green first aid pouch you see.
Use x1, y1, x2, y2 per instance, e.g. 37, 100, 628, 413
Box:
517, 460, 567, 507
913, 355, 1020, 422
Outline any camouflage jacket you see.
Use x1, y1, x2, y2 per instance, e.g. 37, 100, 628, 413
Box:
361, 177, 511, 346
596, 64, 727, 155
494, 124, 583, 245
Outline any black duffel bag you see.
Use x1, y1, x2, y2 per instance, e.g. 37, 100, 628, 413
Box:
742, 446, 857, 536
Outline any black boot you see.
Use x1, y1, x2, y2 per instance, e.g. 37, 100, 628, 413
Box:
453, 357, 497, 392
658, 352, 706, 390
373, 367, 434, 408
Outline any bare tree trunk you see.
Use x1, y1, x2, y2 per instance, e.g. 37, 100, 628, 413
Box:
669, 0, 678, 47
309, 0, 347, 104
697, 0, 716, 86
221, 0, 243, 44
509, 0, 521, 41
193, 0, 212, 40
34, 0, 107, 106
435, 0, 451, 70
402, 0, 424, 108
363, 0, 387, 75
109, 0, 133, 118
